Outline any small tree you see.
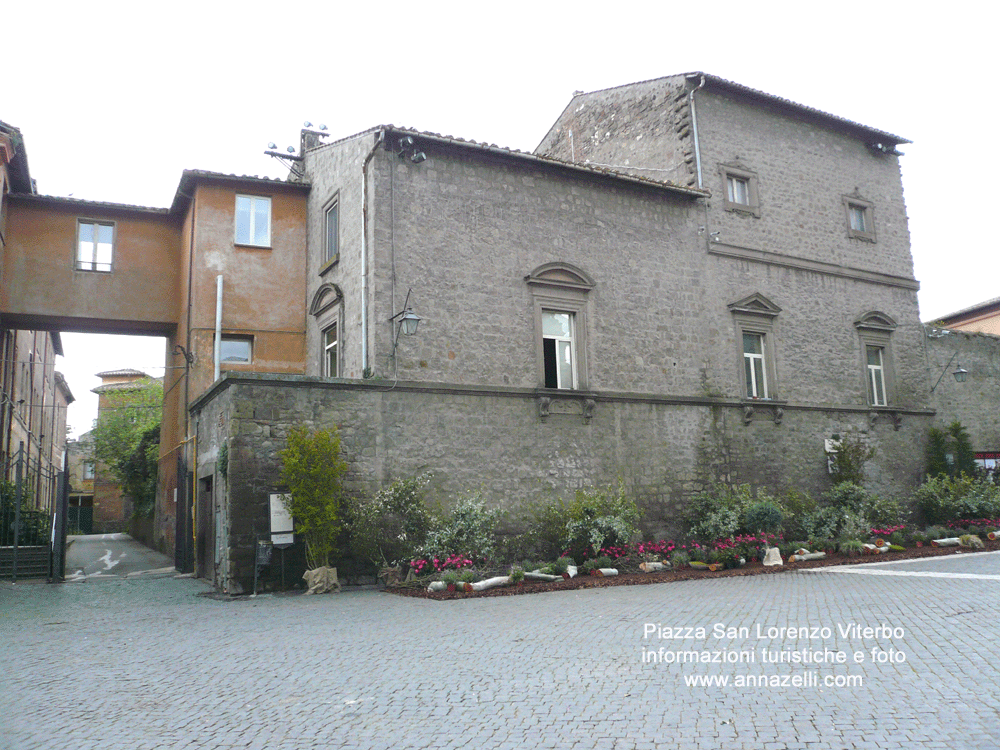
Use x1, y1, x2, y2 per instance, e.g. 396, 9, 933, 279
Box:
926, 421, 978, 478
279, 426, 347, 570
90, 378, 163, 519
830, 432, 875, 486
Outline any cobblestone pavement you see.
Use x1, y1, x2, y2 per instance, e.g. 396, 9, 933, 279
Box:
3, 552, 1000, 750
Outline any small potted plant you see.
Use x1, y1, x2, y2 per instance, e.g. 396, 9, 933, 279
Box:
911, 531, 927, 548
441, 570, 460, 592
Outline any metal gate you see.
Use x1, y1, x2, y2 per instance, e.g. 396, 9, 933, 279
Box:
1, 441, 68, 583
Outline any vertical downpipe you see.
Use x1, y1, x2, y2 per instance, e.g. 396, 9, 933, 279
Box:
214, 275, 223, 382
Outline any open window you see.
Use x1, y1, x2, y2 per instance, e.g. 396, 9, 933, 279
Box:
527, 262, 594, 391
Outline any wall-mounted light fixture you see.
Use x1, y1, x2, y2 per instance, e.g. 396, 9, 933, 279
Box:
397, 136, 427, 164
931, 350, 968, 392
390, 288, 422, 357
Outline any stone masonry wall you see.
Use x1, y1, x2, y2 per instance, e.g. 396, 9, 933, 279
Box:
928, 329, 1000, 452
196, 375, 932, 593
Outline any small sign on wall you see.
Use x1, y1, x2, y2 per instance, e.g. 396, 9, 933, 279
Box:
269, 493, 294, 546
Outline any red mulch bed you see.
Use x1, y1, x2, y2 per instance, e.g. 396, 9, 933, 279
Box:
385, 540, 1000, 600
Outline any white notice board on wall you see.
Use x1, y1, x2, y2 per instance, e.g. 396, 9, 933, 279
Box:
269, 494, 295, 546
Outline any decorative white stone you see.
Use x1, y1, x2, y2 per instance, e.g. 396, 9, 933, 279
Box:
762, 547, 783, 567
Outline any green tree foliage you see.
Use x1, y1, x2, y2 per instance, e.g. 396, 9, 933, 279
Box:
90, 378, 163, 519
830, 433, 875, 486
279, 426, 348, 570
926, 421, 979, 478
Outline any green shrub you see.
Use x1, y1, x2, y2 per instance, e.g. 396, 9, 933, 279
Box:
670, 551, 690, 568
349, 473, 434, 568
840, 539, 864, 556
509, 566, 525, 583
826, 482, 869, 513
916, 475, 1000, 525
927, 421, 979, 478
418, 492, 502, 565
560, 481, 640, 561
742, 500, 784, 534
279, 426, 348, 570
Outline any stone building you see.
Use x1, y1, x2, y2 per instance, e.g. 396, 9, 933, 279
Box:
4, 74, 999, 592
188, 73, 951, 591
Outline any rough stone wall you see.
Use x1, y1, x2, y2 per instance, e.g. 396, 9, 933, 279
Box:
535, 75, 695, 187
364, 142, 706, 391
928, 329, 1000, 452
302, 131, 379, 379
198, 375, 931, 592
695, 89, 913, 280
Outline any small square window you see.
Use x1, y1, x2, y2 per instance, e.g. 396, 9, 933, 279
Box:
323, 324, 338, 377
728, 175, 750, 206
220, 337, 252, 363
77, 220, 114, 272
843, 196, 875, 241
324, 201, 339, 264
542, 311, 577, 390
235, 195, 271, 247
720, 165, 760, 217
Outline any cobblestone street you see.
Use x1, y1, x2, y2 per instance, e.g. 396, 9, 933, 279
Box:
3, 551, 1000, 750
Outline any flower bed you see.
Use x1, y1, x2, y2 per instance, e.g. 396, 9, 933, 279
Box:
386, 537, 1000, 600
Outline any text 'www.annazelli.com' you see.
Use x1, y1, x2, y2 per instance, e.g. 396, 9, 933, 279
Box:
682, 673, 863, 688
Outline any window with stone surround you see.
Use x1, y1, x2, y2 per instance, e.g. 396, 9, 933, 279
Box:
323, 323, 339, 377
324, 197, 339, 266
310, 283, 343, 378
855, 311, 896, 406
728, 293, 781, 400
843, 194, 875, 242
526, 262, 595, 391
720, 163, 760, 217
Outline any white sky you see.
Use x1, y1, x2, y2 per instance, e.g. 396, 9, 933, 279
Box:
6, 1, 996, 437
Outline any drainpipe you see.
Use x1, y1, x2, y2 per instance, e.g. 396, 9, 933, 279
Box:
687, 74, 707, 189
213, 275, 223, 382
360, 131, 385, 375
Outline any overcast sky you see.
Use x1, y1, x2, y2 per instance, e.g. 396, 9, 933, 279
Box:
6, 1, 995, 437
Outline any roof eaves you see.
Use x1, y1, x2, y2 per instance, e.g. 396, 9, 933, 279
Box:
170, 169, 311, 214
8, 192, 171, 215
559, 72, 911, 146
384, 125, 708, 198
935, 296, 1000, 324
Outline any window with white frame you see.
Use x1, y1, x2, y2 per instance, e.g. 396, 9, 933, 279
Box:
235, 195, 271, 246
83, 461, 96, 480
542, 311, 577, 389
527, 262, 594, 392
743, 332, 768, 399
720, 164, 760, 217
76, 220, 114, 272
866, 345, 886, 406
324, 200, 339, 265
855, 311, 896, 406
843, 195, 875, 241
220, 336, 252, 363
728, 293, 781, 401
323, 323, 338, 377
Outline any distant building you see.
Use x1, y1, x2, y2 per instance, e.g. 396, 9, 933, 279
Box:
1, 120, 73, 515
933, 297, 1000, 336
